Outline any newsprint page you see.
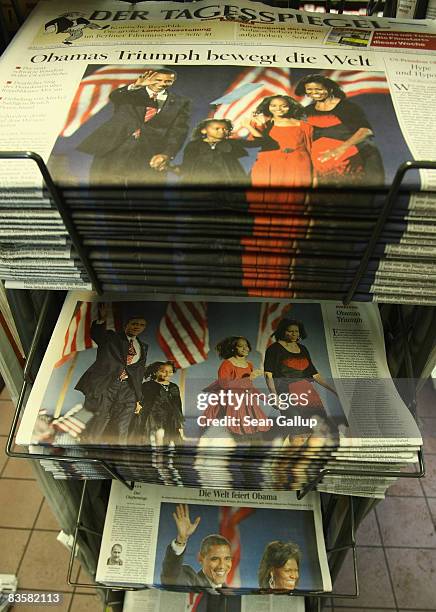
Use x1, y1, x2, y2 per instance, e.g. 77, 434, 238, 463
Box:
95, 481, 331, 593
1, 0, 436, 192
122, 588, 305, 612
15, 290, 422, 451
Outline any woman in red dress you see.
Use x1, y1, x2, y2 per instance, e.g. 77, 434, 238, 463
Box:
242, 95, 313, 204
294, 74, 384, 187
204, 336, 271, 436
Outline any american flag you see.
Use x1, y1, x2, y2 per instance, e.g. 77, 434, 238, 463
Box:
54, 301, 118, 368
326, 70, 390, 98
219, 506, 255, 587
60, 65, 153, 137
157, 302, 209, 369
213, 67, 292, 134
256, 302, 292, 358
52, 404, 86, 439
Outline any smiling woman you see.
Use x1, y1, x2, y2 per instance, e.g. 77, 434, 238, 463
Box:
295, 73, 385, 187
258, 540, 301, 590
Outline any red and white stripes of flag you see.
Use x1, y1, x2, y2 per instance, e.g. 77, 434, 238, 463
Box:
54, 301, 118, 368
157, 302, 209, 369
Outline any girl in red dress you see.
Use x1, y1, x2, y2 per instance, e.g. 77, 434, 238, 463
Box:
242, 95, 313, 204
204, 336, 271, 436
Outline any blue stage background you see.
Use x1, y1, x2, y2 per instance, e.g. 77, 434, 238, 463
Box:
154, 501, 323, 591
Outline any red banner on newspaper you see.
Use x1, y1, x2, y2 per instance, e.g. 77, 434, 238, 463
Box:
371, 31, 436, 51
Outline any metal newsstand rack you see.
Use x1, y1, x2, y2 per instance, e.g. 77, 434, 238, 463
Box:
65, 481, 359, 603
1, 0, 434, 608
2, 152, 436, 306
3, 153, 431, 610
4, 176, 429, 486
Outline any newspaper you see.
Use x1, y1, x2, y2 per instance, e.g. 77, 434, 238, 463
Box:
122, 589, 305, 612
15, 290, 422, 451
0, 0, 436, 194
1, 0, 436, 300
96, 481, 331, 594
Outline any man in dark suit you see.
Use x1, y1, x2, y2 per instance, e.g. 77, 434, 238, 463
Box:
161, 504, 233, 589
77, 68, 191, 186
75, 303, 148, 444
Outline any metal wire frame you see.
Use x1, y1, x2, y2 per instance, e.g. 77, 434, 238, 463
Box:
66, 481, 139, 591
343, 160, 436, 305
296, 446, 425, 500
5, 279, 427, 498
67, 481, 360, 599
6, 297, 427, 500
3, 157, 433, 517
4, 153, 435, 306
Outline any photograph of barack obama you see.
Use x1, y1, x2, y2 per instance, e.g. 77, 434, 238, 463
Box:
75, 303, 148, 444
77, 68, 192, 185
161, 504, 233, 589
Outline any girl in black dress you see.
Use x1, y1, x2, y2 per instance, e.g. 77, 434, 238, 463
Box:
140, 361, 184, 447
179, 118, 249, 185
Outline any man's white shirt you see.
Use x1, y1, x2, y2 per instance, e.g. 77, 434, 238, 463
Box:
127, 84, 168, 112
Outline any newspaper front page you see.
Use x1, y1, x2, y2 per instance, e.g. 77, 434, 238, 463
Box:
0, 0, 436, 192
1, 0, 436, 300
15, 290, 422, 452
95, 481, 331, 593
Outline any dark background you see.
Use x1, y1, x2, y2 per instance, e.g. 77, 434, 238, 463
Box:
51, 64, 413, 186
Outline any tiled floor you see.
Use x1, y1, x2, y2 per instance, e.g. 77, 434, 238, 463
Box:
1, 382, 435, 612
0, 385, 102, 611
327, 380, 436, 612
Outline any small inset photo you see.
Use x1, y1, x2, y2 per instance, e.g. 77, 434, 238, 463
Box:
325, 28, 372, 47
107, 543, 124, 566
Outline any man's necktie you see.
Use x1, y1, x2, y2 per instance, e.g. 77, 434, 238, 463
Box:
132, 93, 158, 139
119, 338, 137, 381
144, 92, 158, 123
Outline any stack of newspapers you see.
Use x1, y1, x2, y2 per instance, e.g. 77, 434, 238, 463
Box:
92, 480, 330, 598
15, 291, 423, 498
0, 0, 436, 304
